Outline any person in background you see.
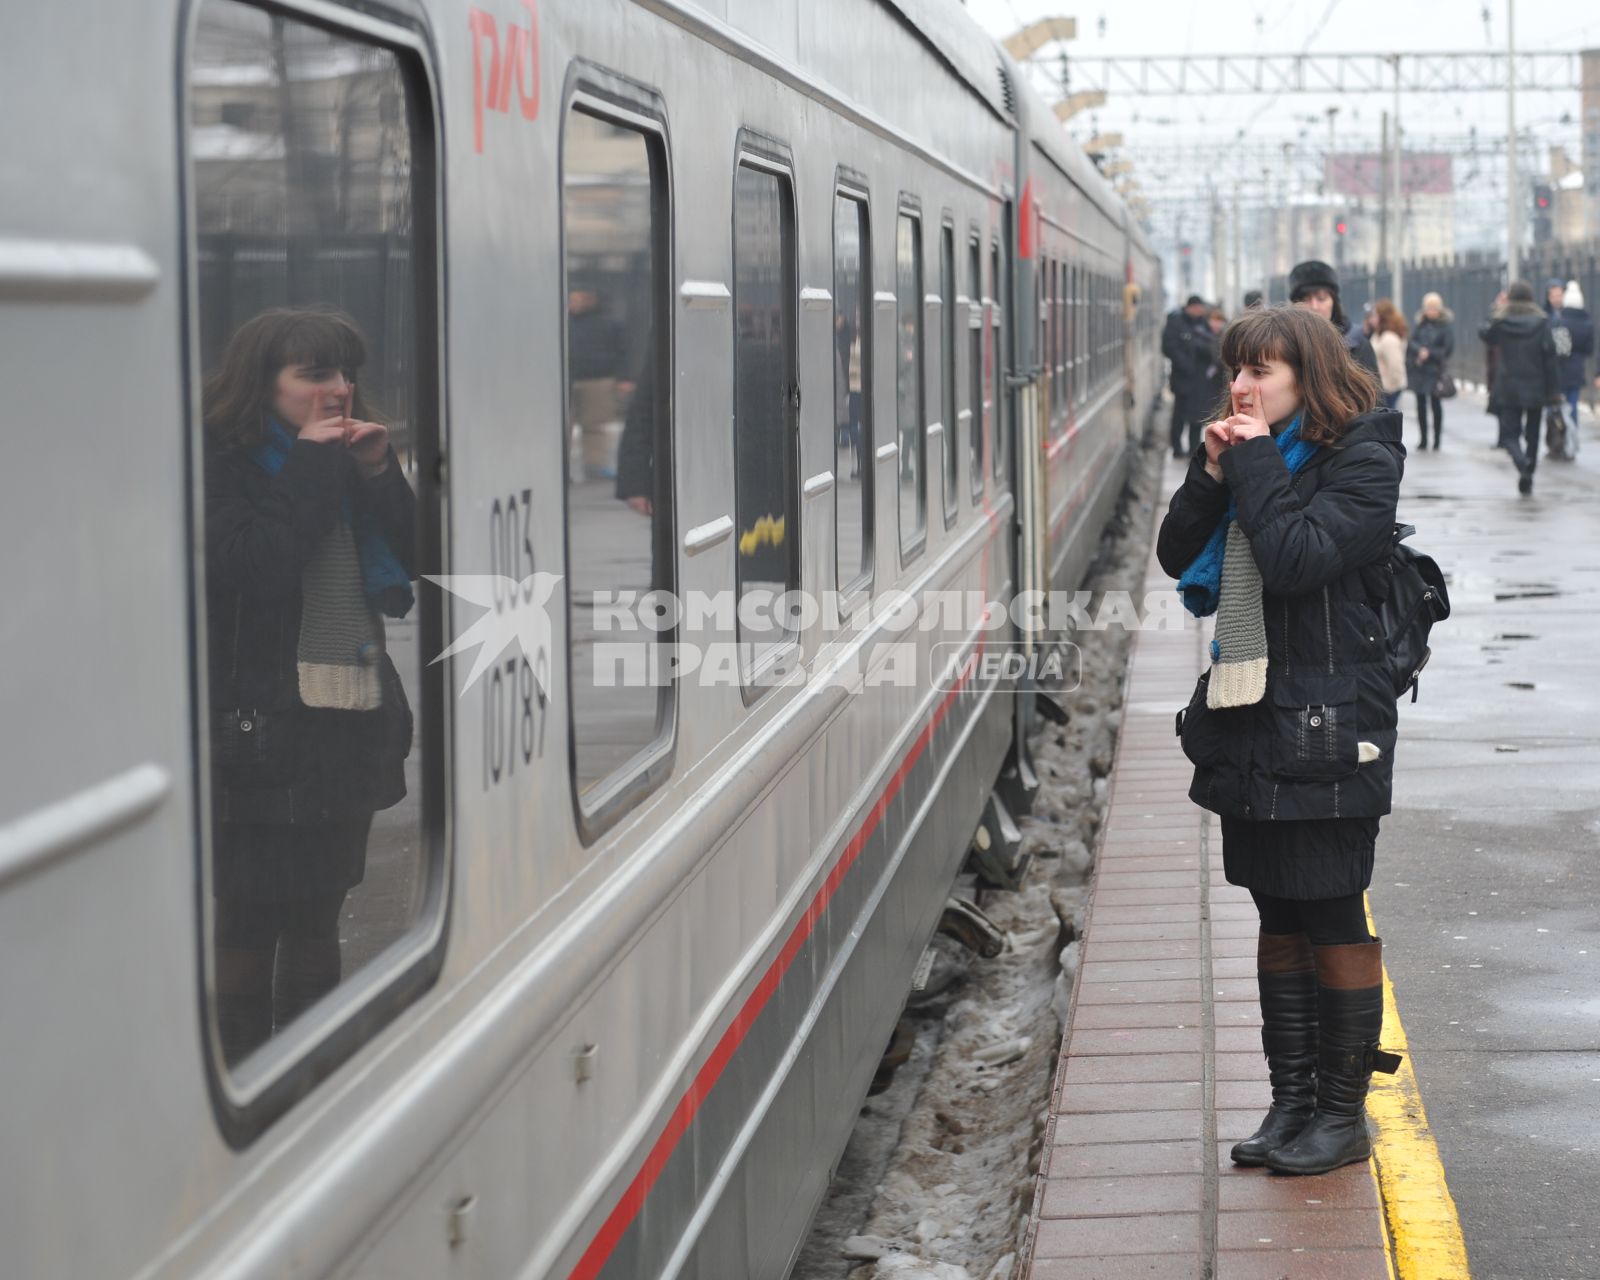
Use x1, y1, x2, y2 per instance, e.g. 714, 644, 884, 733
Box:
1287, 259, 1380, 379
1197, 306, 1230, 427
1371, 298, 1409, 416
1406, 292, 1455, 451
1163, 294, 1213, 458
1546, 279, 1595, 459
1480, 280, 1560, 495
1243, 289, 1265, 310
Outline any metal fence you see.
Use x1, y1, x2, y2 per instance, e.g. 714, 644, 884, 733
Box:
1270, 239, 1600, 388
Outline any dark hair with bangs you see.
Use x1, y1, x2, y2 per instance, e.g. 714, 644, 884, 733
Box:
202, 306, 376, 448
1217, 304, 1378, 445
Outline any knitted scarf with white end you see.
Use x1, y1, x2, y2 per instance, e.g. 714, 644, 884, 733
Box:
1176, 416, 1318, 709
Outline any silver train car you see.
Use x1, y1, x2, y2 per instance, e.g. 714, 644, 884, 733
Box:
0, 1, 1161, 1276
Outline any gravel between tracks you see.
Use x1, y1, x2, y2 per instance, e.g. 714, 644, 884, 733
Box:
791, 433, 1168, 1280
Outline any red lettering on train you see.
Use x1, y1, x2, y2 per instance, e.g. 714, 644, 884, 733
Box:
469, 0, 539, 155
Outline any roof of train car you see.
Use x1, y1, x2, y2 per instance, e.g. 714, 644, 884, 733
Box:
880, 0, 1156, 264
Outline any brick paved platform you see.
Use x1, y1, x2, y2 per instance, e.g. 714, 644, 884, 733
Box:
1019, 477, 1394, 1280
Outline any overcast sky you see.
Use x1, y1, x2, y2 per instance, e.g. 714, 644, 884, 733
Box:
963, 0, 1594, 167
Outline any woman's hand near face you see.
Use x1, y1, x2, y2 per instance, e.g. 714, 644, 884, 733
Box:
344, 419, 391, 473
297, 411, 349, 446
1201, 421, 1232, 480
1224, 385, 1271, 442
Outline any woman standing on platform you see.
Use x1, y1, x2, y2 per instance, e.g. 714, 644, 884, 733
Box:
1156, 305, 1405, 1177
1406, 292, 1454, 451
1371, 299, 1408, 414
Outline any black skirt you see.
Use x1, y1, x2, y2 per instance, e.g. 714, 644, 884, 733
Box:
214, 816, 372, 903
1221, 815, 1380, 900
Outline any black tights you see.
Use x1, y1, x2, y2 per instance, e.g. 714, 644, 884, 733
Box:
1414, 393, 1443, 446
1250, 889, 1372, 947
214, 891, 348, 1062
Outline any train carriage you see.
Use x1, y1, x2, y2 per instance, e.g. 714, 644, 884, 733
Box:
0, 1, 1161, 1277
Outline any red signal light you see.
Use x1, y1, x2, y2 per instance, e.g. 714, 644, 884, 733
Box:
1334, 219, 1348, 235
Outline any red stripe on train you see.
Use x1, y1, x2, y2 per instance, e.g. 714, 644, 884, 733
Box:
568, 644, 981, 1279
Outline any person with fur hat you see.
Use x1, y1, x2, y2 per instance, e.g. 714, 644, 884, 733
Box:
1545, 279, 1595, 458
1158, 305, 1404, 1177
1406, 292, 1455, 450
1288, 259, 1380, 380
1480, 280, 1560, 494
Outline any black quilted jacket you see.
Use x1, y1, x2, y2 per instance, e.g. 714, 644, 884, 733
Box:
1157, 410, 1406, 821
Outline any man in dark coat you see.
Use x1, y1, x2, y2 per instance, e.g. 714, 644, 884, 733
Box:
1162, 295, 1212, 457
1545, 279, 1596, 459
1288, 260, 1380, 380
1480, 280, 1559, 493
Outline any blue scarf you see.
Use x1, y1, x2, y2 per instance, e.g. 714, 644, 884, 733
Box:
252, 420, 414, 619
1177, 417, 1317, 618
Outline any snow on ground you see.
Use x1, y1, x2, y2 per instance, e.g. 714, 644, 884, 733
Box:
792, 433, 1168, 1280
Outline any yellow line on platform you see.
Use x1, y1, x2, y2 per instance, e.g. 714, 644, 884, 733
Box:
1365, 898, 1473, 1279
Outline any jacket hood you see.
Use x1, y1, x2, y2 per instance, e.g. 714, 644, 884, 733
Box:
1494, 308, 1549, 335
1333, 407, 1404, 453
1413, 307, 1455, 325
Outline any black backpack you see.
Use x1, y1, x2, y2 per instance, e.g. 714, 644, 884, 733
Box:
1369, 523, 1451, 702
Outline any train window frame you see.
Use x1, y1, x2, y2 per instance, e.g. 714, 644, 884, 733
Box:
731, 132, 802, 699
1064, 260, 1075, 407
559, 74, 679, 843
181, 0, 449, 1147
939, 216, 958, 529
894, 197, 927, 565
832, 174, 874, 607
990, 236, 1006, 486
1036, 252, 1049, 432
967, 225, 984, 502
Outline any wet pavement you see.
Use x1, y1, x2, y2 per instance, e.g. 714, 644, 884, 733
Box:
1372, 388, 1600, 1280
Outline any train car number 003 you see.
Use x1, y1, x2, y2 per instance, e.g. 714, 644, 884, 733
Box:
483, 490, 550, 790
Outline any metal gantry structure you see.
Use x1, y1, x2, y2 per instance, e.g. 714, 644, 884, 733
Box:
1056, 51, 1583, 97
1004, 32, 1599, 306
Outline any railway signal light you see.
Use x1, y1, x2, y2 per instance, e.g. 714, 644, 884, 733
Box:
1533, 184, 1554, 241
1333, 216, 1349, 236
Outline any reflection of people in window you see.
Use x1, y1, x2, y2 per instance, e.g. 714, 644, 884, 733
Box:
201, 306, 416, 1063
614, 340, 654, 517
568, 288, 633, 481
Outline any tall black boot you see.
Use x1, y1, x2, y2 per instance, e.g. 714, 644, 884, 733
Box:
1230, 932, 1318, 1166
1266, 940, 1401, 1176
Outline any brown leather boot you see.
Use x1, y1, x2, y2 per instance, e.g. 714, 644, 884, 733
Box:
1230, 932, 1318, 1166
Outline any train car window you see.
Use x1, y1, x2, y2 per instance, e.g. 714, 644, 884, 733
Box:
733, 157, 799, 675
1036, 257, 1049, 432
833, 189, 872, 594
940, 222, 957, 523
895, 209, 925, 558
968, 233, 984, 499
991, 240, 1006, 485
188, 0, 444, 1136
563, 104, 674, 816
1053, 260, 1063, 385
1064, 262, 1075, 405
1075, 259, 1088, 400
